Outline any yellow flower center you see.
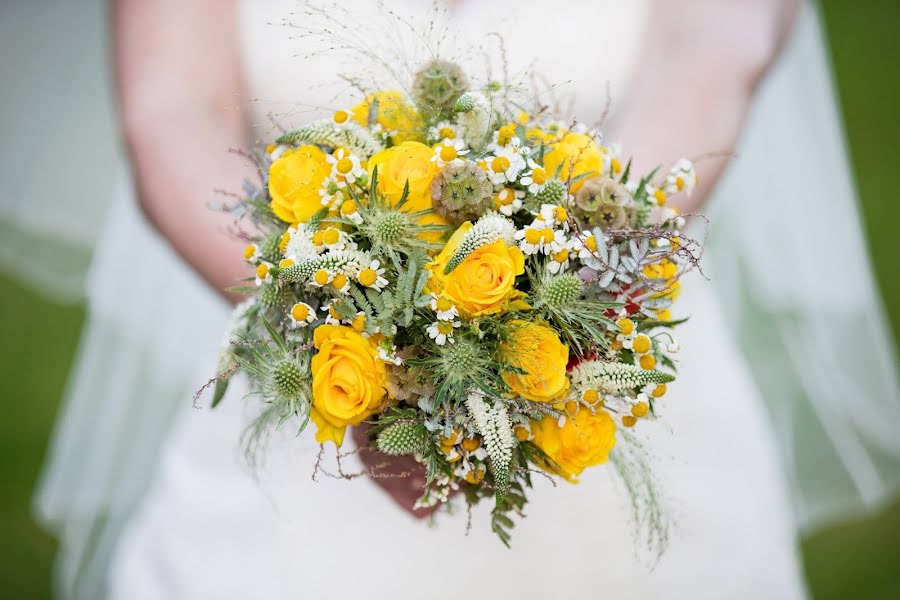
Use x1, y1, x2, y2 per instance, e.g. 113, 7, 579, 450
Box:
616, 318, 634, 335
631, 401, 650, 418
611, 158, 622, 174
340, 200, 358, 215
465, 468, 485, 484
333, 109, 350, 124
437, 321, 455, 335
351, 313, 366, 332
313, 231, 325, 246
583, 388, 600, 403
291, 303, 310, 322
336, 157, 354, 175
653, 189, 667, 206
331, 273, 348, 289
497, 124, 516, 146
435, 297, 454, 312
322, 228, 341, 245
524, 228, 542, 245
632, 334, 651, 354
540, 228, 555, 244
517, 112, 531, 125
279, 231, 291, 253
639, 354, 657, 370
256, 263, 269, 279
551, 249, 569, 262
439, 144, 458, 162
279, 258, 294, 268
461, 437, 480, 452
585, 235, 598, 252
438, 127, 456, 140
491, 156, 510, 173
358, 268, 378, 287
652, 384, 667, 398
243, 245, 257, 260
622, 415, 637, 428
514, 425, 530, 441
496, 188, 514, 205
554, 206, 567, 222
314, 269, 330, 286
532, 167, 548, 185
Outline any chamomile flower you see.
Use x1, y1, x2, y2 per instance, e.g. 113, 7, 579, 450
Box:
321, 303, 341, 325
288, 302, 316, 328
254, 261, 273, 286
520, 159, 549, 194
665, 158, 697, 196
330, 272, 351, 294
326, 148, 365, 183
243, 243, 260, 263
430, 294, 459, 321
537, 203, 571, 231
332, 108, 351, 126
429, 121, 460, 144
310, 268, 333, 288
486, 142, 529, 185
494, 187, 524, 216
431, 138, 468, 167
339, 199, 363, 225
547, 238, 575, 274
516, 223, 557, 255
316, 226, 351, 251
319, 178, 345, 210
427, 319, 460, 345
575, 231, 602, 261
357, 259, 388, 291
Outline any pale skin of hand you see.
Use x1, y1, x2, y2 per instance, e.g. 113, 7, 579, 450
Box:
114, 0, 799, 518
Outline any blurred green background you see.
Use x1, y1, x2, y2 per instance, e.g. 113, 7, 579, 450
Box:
1, 1, 898, 598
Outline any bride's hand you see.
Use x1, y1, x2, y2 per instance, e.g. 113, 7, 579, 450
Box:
351, 425, 450, 519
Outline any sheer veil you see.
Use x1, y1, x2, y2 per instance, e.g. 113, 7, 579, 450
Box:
707, 4, 900, 532
20, 2, 900, 597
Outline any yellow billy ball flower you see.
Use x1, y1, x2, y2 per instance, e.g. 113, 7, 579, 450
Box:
530, 408, 616, 482
632, 334, 652, 354
639, 354, 657, 370
268, 145, 330, 223
500, 321, 570, 403
310, 325, 387, 445
426, 222, 526, 318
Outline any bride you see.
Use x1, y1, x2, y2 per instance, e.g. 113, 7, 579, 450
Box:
34, 0, 900, 598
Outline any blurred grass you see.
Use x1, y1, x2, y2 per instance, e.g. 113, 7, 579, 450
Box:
1, 1, 898, 598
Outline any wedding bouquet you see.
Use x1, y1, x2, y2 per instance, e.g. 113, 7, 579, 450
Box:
210, 59, 701, 545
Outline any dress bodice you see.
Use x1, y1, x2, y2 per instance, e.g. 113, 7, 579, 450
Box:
238, 0, 648, 137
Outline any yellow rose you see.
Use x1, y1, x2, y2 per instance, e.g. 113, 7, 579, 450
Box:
543, 131, 604, 192
352, 90, 423, 143
427, 222, 526, 318
310, 324, 387, 446
367, 141, 446, 239
530, 409, 616, 482
268, 145, 330, 223
500, 320, 570, 402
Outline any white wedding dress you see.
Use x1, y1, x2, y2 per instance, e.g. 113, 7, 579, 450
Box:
105, 1, 812, 598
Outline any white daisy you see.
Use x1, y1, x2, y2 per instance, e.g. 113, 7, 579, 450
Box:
431, 138, 469, 168
547, 236, 575, 274
428, 121, 461, 144
288, 302, 316, 328
357, 259, 388, 291
486, 143, 529, 185
520, 159, 549, 194
515, 223, 556, 256
254, 261, 273, 286
430, 294, 459, 321
242, 243, 260, 263
494, 187, 524, 216
427, 319, 460, 345
326, 148, 366, 183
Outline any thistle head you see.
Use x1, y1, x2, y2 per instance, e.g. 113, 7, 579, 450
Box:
535, 178, 567, 205
537, 273, 583, 309
271, 359, 304, 399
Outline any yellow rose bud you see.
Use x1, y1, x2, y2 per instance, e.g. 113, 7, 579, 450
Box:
500, 321, 570, 403
310, 325, 387, 446
530, 409, 616, 482
268, 145, 330, 223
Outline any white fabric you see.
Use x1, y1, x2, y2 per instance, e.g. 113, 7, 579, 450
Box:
707, 5, 900, 532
